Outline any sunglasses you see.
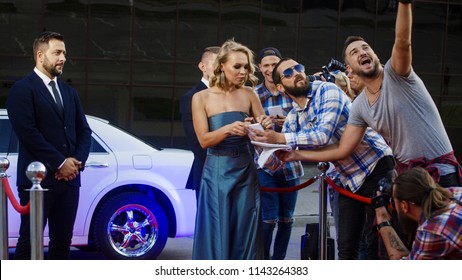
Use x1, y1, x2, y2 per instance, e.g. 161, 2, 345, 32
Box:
280, 64, 305, 80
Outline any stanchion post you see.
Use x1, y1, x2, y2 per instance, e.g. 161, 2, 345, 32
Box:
0, 157, 10, 260
317, 162, 329, 260
26, 161, 47, 260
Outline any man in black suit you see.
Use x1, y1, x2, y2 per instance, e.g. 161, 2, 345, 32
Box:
180, 46, 219, 200
6, 31, 91, 259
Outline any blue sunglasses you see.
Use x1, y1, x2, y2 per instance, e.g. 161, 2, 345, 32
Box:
280, 64, 305, 80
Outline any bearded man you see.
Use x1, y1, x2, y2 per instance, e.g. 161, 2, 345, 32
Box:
375, 168, 462, 260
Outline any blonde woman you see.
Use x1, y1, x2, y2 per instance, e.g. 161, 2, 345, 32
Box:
332, 71, 358, 101
191, 39, 271, 259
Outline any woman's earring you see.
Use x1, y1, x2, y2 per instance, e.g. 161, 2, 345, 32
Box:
220, 71, 225, 85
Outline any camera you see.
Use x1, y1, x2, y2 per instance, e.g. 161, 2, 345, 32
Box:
326, 58, 346, 72
307, 58, 346, 83
307, 66, 335, 83
371, 176, 393, 209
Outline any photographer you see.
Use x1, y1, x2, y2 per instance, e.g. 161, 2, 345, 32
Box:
374, 168, 462, 260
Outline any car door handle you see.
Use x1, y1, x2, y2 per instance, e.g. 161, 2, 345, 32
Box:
85, 161, 109, 168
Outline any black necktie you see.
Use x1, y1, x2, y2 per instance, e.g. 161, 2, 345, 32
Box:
49, 80, 64, 116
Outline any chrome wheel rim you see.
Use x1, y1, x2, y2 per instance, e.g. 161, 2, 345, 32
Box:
106, 204, 158, 258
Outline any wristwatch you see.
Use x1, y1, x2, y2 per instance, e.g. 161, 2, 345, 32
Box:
376, 220, 392, 231
398, 0, 413, 4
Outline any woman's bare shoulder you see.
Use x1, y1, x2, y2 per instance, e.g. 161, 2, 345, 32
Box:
235, 86, 256, 95
193, 88, 212, 100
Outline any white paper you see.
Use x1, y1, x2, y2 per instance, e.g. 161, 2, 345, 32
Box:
248, 123, 264, 131
268, 105, 284, 116
251, 141, 292, 168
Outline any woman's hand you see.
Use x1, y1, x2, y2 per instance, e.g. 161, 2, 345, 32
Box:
228, 121, 248, 136
255, 115, 273, 129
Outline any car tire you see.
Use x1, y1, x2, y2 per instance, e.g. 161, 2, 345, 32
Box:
93, 192, 169, 260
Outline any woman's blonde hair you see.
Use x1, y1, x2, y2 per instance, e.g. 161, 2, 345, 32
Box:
333, 71, 356, 101
209, 39, 258, 90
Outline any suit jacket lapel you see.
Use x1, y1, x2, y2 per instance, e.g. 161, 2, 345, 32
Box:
198, 81, 207, 91
30, 72, 64, 119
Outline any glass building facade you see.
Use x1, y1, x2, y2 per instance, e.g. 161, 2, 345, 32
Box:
1, 0, 461, 158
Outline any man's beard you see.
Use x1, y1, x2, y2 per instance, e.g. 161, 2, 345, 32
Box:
43, 58, 63, 77
283, 77, 309, 98
396, 208, 418, 236
355, 58, 381, 79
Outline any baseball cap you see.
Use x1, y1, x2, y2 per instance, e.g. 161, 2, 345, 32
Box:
258, 47, 282, 63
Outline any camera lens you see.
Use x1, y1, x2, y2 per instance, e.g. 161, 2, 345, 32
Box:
326, 58, 346, 72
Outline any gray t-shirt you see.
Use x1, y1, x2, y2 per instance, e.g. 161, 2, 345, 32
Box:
348, 60, 453, 164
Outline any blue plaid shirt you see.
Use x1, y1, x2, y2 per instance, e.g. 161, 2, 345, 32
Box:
281, 81, 392, 192
255, 82, 304, 181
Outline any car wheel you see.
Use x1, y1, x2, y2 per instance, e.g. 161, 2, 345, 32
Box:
93, 192, 168, 260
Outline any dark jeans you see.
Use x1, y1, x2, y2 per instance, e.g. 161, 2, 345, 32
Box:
14, 182, 80, 260
337, 156, 395, 260
258, 169, 299, 260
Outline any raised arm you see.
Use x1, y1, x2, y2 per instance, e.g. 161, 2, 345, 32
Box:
391, 1, 413, 76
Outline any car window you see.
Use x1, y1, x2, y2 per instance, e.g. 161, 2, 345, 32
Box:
0, 119, 18, 154
89, 135, 107, 153
1, 118, 106, 154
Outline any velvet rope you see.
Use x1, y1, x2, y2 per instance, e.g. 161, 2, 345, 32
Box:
324, 177, 372, 205
260, 174, 372, 205
2, 176, 30, 214
260, 176, 317, 193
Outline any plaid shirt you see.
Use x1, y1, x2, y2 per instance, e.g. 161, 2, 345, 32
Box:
408, 187, 462, 260
273, 81, 392, 192
254, 82, 304, 181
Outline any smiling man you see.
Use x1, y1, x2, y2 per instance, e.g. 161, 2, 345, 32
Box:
276, 1, 461, 188
254, 47, 304, 260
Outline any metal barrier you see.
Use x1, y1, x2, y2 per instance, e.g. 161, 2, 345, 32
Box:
26, 161, 47, 260
0, 157, 10, 260
261, 162, 333, 260
317, 162, 330, 260
0, 159, 47, 260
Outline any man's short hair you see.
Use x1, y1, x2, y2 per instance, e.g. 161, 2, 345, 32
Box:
33, 31, 64, 62
342, 35, 365, 63
201, 46, 220, 61
272, 57, 292, 85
